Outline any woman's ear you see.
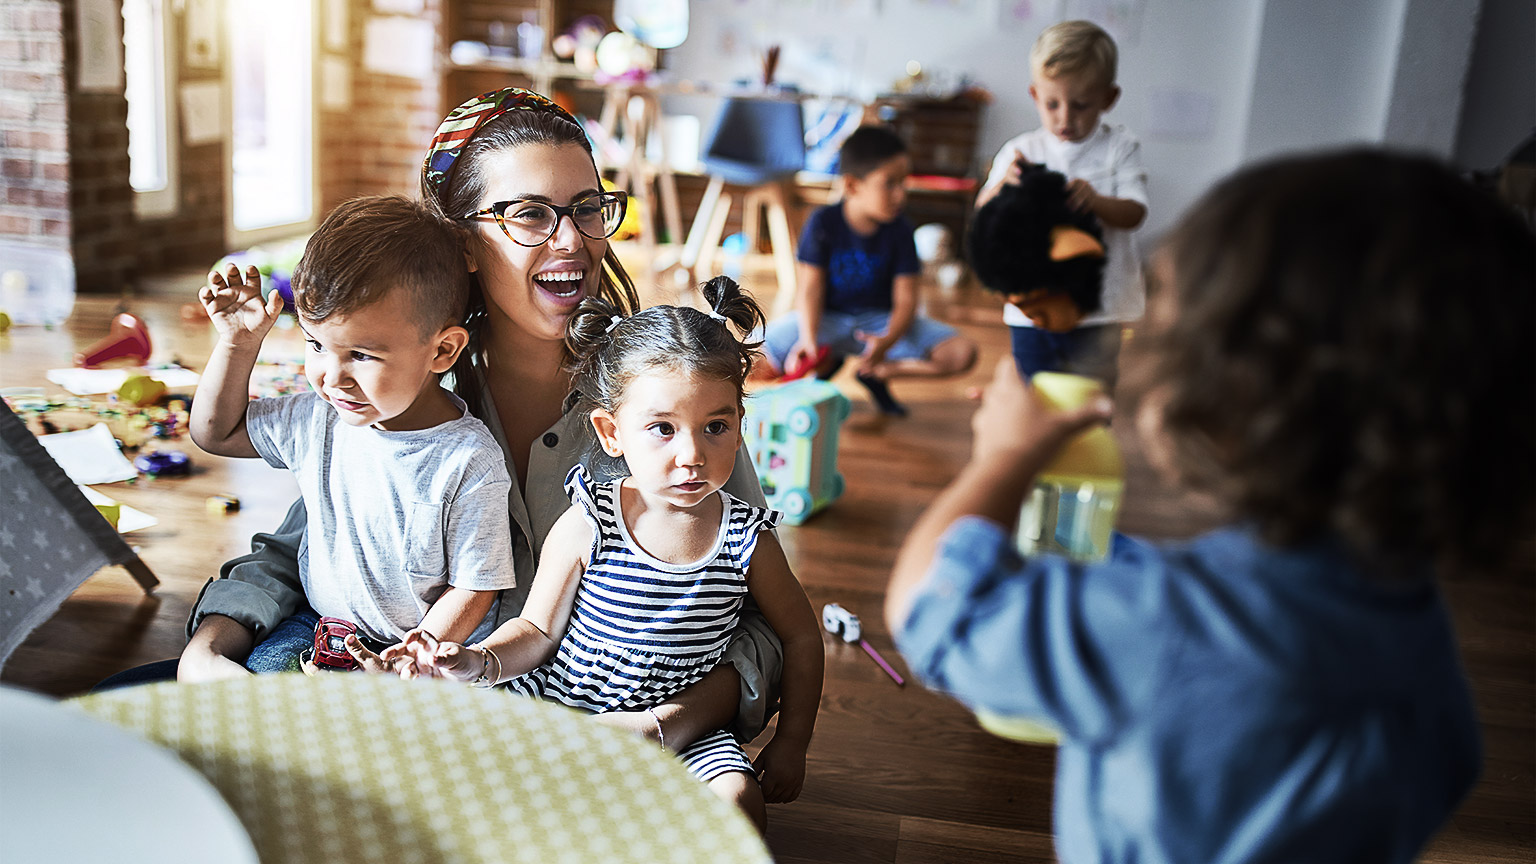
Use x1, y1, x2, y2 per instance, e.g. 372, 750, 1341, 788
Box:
430, 326, 471, 373
589, 409, 624, 457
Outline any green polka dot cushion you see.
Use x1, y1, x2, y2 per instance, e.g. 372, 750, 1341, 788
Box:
73, 674, 770, 864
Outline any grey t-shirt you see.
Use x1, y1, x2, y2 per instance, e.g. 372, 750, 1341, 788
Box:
246, 391, 516, 643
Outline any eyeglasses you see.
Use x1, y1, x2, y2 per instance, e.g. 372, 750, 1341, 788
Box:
462, 191, 628, 247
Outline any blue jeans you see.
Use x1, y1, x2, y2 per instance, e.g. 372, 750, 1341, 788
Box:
760, 310, 960, 372
1009, 324, 1123, 391
244, 609, 324, 674
92, 608, 382, 691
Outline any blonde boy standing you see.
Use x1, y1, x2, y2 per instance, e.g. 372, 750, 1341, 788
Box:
976, 20, 1148, 387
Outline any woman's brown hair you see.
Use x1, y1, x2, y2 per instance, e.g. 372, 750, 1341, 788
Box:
1123, 149, 1534, 576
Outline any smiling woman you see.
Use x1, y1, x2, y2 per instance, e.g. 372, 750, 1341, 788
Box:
109, 89, 788, 779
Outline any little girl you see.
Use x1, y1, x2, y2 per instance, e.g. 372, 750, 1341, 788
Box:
888, 150, 1534, 862
394, 276, 824, 830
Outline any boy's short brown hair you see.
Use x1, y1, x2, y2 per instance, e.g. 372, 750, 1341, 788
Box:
1031, 20, 1118, 90
293, 195, 471, 338
838, 125, 907, 180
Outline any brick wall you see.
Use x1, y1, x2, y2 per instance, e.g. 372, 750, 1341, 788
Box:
3, 0, 443, 293
320, 0, 443, 211
59, 0, 136, 292
1, 0, 71, 251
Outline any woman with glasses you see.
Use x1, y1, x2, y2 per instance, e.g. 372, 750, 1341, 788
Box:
128, 90, 783, 758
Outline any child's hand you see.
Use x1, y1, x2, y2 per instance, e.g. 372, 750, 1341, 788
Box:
1064, 178, 1100, 212
854, 330, 889, 374
394, 628, 485, 684
971, 358, 1112, 467
200, 263, 283, 347
751, 735, 807, 803
1003, 149, 1032, 187
786, 339, 821, 376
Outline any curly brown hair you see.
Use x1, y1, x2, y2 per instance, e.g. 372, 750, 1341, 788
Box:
1123, 149, 1535, 576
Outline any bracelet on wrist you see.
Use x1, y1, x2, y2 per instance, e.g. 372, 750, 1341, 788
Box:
470, 643, 501, 689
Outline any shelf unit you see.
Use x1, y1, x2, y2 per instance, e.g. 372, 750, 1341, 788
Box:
443, 0, 611, 114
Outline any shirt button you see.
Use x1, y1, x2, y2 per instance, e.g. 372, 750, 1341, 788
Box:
542, 433, 559, 448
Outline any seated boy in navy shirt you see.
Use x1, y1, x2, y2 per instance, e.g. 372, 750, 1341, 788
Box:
757, 125, 975, 416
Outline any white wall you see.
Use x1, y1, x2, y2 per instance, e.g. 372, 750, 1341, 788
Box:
663, 0, 1488, 237
1242, 0, 1408, 161
1453, 0, 1535, 171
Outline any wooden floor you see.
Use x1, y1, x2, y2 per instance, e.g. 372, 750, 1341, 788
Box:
2, 256, 1531, 863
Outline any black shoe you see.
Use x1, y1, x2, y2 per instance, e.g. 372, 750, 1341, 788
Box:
815, 353, 846, 380
856, 372, 908, 417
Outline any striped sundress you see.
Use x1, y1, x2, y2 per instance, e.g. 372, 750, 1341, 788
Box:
508, 464, 781, 782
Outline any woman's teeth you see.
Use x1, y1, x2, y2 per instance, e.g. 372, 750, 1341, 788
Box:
536, 271, 584, 297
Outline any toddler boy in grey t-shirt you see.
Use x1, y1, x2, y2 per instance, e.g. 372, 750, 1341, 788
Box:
191, 195, 516, 669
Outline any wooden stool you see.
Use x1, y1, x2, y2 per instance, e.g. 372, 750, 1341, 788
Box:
658, 95, 806, 312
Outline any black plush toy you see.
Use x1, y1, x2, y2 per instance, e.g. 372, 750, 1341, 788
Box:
967, 163, 1107, 332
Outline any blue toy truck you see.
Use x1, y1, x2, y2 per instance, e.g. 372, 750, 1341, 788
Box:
742, 379, 851, 524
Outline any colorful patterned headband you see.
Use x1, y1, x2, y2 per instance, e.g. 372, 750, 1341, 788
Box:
422, 88, 581, 192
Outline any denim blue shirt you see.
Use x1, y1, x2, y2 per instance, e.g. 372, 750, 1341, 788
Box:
896, 517, 1480, 864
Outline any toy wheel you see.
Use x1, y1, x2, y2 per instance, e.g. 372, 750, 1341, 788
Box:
780, 488, 813, 519
787, 406, 819, 437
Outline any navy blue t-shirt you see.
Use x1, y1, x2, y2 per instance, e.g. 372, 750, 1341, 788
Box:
797, 203, 921, 314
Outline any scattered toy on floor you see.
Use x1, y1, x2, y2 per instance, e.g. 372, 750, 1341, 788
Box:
821, 603, 905, 686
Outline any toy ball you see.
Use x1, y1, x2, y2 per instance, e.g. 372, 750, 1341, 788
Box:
134, 449, 191, 476
117, 375, 167, 406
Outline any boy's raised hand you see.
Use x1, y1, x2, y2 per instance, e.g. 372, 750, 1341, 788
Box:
971, 357, 1112, 467
200, 263, 283, 346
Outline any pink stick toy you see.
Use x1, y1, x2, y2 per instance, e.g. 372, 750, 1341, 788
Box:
823, 603, 906, 687
860, 639, 906, 686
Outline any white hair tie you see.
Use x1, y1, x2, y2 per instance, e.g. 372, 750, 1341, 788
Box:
706, 309, 729, 324
604, 315, 624, 334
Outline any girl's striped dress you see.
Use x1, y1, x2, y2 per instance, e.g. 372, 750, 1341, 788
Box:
508, 464, 781, 782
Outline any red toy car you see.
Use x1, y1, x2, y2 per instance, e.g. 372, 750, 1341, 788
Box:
310, 617, 360, 671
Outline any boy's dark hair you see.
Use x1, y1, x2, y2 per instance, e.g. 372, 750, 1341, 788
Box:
1124, 149, 1535, 576
838, 125, 907, 179
566, 276, 765, 416
293, 195, 471, 337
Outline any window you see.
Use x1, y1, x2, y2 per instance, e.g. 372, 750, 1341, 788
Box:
227, 0, 316, 240
123, 0, 177, 217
